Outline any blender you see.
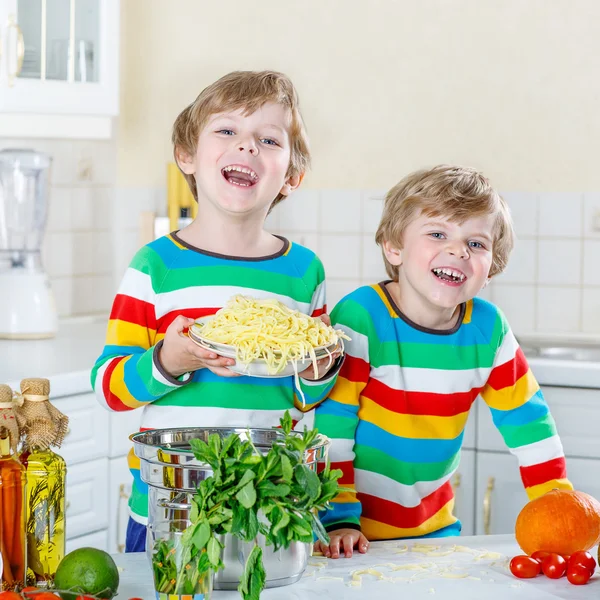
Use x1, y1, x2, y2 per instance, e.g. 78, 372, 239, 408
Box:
0, 149, 58, 339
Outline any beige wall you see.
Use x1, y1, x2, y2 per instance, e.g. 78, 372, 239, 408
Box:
118, 0, 600, 191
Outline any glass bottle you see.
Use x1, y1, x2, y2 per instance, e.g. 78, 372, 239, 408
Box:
16, 378, 67, 588
0, 418, 27, 591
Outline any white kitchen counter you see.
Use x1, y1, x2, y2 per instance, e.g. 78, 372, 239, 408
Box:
528, 357, 600, 388
114, 535, 599, 600
0, 316, 108, 396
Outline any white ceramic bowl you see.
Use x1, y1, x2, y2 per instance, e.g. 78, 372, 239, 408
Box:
188, 316, 340, 378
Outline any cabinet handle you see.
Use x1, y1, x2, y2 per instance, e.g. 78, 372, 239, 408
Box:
116, 483, 130, 553
451, 472, 461, 492
7, 14, 24, 87
483, 476, 495, 535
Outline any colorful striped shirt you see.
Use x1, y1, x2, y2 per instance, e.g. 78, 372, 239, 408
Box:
314, 282, 572, 541
91, 233, 339, 524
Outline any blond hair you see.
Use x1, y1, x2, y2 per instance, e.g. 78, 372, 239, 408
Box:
172, 70, 310, 209
375, 165, 514, 280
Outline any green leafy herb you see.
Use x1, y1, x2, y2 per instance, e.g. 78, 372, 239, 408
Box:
151, 411, 345, 600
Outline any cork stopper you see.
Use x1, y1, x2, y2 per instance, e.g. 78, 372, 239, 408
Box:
0, 384, 20, 453
21, 378, 50, 396
15, 376, 68, 450
0, 384, 13, 403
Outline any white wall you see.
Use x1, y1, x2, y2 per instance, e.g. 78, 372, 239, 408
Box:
117, 0, 600, 191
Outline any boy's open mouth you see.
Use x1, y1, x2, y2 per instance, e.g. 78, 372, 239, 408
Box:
221, 165, 259, 187
432, 267, 466, 284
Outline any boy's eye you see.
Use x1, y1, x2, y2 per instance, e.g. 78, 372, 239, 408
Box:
260, 138, 279, 146
430, 232, 445, 239
217, 129, 235, 135
469, 241, 485, 249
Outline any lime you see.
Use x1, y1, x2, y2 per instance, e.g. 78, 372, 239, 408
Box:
54, 547, 119, 600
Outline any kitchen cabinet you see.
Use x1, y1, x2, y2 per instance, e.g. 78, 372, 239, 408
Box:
474, 451, 525, 536
108, 455, 132, 554
453, 448, 475, 536
0, 0, 119, 138
52, 390, 141, 554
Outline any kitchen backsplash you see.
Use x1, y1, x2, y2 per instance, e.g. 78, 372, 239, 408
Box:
2, 136, 599, 336
0, 138, 117, 318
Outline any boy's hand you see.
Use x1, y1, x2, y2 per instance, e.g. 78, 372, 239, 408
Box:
298, 314, 342, 380
314, 528, 369, 559
158, 316, 240, 378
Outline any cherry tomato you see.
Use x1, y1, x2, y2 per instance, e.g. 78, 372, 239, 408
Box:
32, 594, 61, 600
531, 550, 550, 563
568, 550, 596, 574
509, 555, 542, 578
567, 563, 592, 585
0, 593, 23, 600
541, 553, 567, 579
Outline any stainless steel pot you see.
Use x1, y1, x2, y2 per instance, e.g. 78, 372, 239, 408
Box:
130, 426, 329, 590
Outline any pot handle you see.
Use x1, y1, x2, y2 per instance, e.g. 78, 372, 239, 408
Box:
157, 497, 192, 510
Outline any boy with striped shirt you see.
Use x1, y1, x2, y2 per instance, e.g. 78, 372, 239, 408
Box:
92, 71, 341, 551
315, 165, 572, 558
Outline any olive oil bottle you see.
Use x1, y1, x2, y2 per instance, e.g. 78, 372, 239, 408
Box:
17, 378, 68, 588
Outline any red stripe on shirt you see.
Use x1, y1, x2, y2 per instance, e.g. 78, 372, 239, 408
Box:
157, 307, 221, 334
363, 378, 480, 417
340, 354, 371, 384
486, 347, 528, 390
520, 456, 568, 488
110, 294, 156, 329
330, 461, 355, 485
358, 481, 454, 529
102, 357, 130, 412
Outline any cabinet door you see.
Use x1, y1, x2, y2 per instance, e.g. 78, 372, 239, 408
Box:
452, 448, 475, 536
109, 410, 142, 459
108, 455, 132, 554
0, 0, 119, 115
66, 529, 108, 553
475, 451, 526, 535
52, 392, 109, 465
475, 451, 600, 536
65, 457, 109, 539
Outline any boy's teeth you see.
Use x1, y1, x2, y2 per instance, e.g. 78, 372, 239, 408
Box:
223, 165, 258, 180
433, 267, 466, 282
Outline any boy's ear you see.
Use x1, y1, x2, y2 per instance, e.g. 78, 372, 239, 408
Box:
382, 240, 403, 267
279, 172, 303, 197
175, 146, 196, 175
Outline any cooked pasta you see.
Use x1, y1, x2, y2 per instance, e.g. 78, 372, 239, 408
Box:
194, 295, 349, 377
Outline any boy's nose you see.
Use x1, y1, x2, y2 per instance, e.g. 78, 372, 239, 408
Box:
239, 145, 257, 155
447, 242, 469, 259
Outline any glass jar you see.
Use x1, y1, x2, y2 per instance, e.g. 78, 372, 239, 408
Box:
150, 519, 213, 600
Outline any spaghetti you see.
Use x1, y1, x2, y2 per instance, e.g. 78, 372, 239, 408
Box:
193, 295, 349, 377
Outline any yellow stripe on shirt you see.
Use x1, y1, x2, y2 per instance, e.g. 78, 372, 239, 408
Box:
109, 356, 148, 410
359, 397, 469, 440
482, 369, 539, 411
107, 318, 155, 349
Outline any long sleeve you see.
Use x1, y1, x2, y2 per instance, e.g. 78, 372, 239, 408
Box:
314, 296, 372, 531
294, 263, 342, 412
91, 247, 192, 413
480, 317, 572, 500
